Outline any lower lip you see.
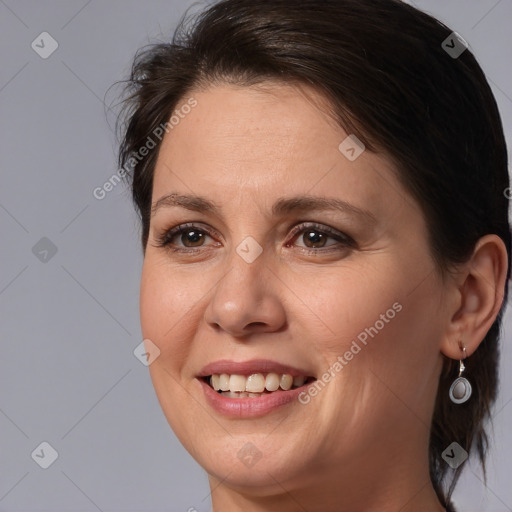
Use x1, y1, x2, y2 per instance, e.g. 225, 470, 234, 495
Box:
198, 378, 313, 418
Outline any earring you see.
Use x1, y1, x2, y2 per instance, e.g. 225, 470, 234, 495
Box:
448, 342, 472, 404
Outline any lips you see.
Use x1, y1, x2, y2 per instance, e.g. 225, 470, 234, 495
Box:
197, 358, 314, 378
196, 359, 317, 417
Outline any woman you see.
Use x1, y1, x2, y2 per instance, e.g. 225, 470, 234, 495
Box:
116, 0, 510, 510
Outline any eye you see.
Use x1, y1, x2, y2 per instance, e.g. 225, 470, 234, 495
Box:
153, 221, 355, 254
154, 223, 219, 252
286, 222, 355, 253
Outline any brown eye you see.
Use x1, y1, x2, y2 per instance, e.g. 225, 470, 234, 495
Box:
180, 229, 206, 247
289, 223, 354, 253
155, 221, 354, 255
155, 223, 217, 252
302, 230, 328, 249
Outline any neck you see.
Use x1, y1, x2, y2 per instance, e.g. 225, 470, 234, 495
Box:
208, 435, 447, 512
209, 473, 446, 512
210, 478, 446, 512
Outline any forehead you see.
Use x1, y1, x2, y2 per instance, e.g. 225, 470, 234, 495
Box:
151, 83, 408, 219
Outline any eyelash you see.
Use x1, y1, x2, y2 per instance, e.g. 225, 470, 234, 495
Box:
154, 222, 355, 255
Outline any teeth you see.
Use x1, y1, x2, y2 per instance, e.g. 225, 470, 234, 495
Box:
208, 372, 310, 394
246, 373, 265, 393
293, 375, 305, 387
280, 374, 293, 391
265, 373, 280, 391
219, 374, 230, 391
229, 374, 246, 392
211, 374, 221, 391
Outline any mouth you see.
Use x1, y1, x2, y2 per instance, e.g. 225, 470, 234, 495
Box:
196, 359, 318, 417
200, 372, 317, 398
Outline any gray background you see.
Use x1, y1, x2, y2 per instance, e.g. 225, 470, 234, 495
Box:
0, 0, 511, 510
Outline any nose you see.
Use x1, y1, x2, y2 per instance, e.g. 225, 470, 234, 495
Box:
203, 247, 287, 338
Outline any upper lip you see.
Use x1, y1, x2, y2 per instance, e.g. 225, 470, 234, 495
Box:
197, 359, 314, 378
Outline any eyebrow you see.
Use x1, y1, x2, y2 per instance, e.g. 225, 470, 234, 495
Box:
151, 192, 377, 224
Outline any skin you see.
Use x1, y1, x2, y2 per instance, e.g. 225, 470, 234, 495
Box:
139, 82, 508, 512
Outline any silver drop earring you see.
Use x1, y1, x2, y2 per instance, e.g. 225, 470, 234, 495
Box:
449, 342, 472, 404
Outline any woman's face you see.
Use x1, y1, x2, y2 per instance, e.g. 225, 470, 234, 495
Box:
140, 83, 448, 493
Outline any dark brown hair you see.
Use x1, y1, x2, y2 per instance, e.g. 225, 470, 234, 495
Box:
116, 0, 511, 506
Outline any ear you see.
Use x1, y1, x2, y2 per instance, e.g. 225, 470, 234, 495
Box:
440, 234, 509, 359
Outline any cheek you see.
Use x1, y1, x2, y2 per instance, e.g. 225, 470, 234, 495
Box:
139, 258, 201, 434
298, 261, 442, 411
139, 258, 198, 369
140, 261, 168, 340
313, 255, 440, 359
292, 263, 403, 349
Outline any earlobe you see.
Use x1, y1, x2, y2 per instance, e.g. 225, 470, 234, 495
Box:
440, 234, 509, 360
